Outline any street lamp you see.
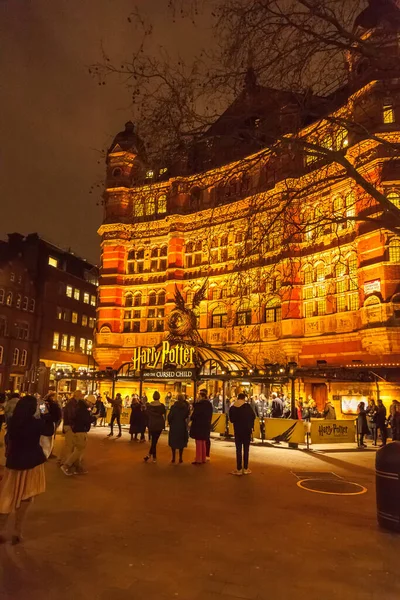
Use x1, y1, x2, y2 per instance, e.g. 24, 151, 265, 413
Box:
287, 362, 298, 419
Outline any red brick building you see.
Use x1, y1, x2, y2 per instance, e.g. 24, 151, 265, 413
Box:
94, 6, 400, 414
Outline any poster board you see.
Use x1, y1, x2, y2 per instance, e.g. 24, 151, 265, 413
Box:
264, 419, 305, 444
310, 419, 356, 444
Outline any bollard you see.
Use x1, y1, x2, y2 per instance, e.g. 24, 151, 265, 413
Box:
376, 442, 400, 532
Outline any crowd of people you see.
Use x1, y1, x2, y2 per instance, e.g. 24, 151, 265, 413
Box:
0, 387, 399, 545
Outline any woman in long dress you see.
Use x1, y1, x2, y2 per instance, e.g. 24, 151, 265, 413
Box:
0, 395, 47, 545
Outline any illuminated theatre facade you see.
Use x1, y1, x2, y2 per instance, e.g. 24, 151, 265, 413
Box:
95, 11, 400, 411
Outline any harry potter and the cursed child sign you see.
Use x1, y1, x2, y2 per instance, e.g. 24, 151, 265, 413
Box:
132, 340, 196, 372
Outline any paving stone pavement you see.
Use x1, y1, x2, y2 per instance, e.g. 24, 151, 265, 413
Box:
0, 429, 399, 600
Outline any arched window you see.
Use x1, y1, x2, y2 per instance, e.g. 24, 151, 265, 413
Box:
99, 325, 111, 334
12, 348, 19, 366
157, 194, 167, 214
21, 349, 27, 367
157, 291, 166, 305
387, 191, 400, 210
389, 239, 400, 262
133, 293, 142, 307
335, 260, 347, 278
128, 249, 135, 261
265, 298, 282, 323
160, 246, 168, 257
148, 292, 156, 306
195, 241, 202, 252
211, 306, 227, 328
364, 295, 380, 307
235, 232, 244, 244
125, 294, 133, 307
146, 197, 156, 216
186, 241, 194, 254
6, 292, 12, 306
315, 263, 325, 281
151, 247, 159, 258
304, 265, 313, 285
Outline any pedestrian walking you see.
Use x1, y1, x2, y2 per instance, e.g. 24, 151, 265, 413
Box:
229, 392, 256, 475
357, 401, 369, 448
93, 395, 107, 427
61, 396, 94, 476
107, 392, 123, 438
376, 399, 388, 446
143, 392, 166, 463
168, 394, 190, 463
130, 396, 146, 442
59, 390, 80, 465
190, 389, 213, 465
0, 395, 47, 545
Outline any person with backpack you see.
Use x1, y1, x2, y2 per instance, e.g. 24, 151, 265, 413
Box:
143, 392, 166, 463
61, 396, 94, 476
229, 392, 256, 475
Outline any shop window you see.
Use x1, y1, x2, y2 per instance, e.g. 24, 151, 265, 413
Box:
389, 240, 400, 262
72, 311, 78, 324
83, 292, 90, 304
74, 288, 80, 301
82, 315, 88, 326
6, 292, 12, 306
29, 299, 35, 312
387, 191, 400, 210
66, 286, 73, 298
52, 332, 60, 350
383, 100, 395, 124
20, 349, 27, 367
90, 295, 96, 306
236, 310, 251, 326
211, 307, 227, 328
0, 289, 4, 304
79, 338, 86, 353
61, 334, 68, 351
48, 256, 58, 268
69, 336, 76, 352
12, 348, 19, 366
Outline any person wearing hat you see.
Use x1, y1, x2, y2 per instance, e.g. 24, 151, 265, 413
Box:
61, 392, 94, 476
144, 392, 166, 463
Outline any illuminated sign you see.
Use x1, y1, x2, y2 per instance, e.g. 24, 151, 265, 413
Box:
364, 279, 381, 295
142, 369, 195, 380
132, 341, 196, 371
310, 420, 356, 444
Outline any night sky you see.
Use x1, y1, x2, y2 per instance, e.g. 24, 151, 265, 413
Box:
0, 0, 209, 264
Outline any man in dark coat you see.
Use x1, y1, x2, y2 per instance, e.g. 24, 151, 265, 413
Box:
168, 394, 190, 463
229, 392, 256, 475
270, 393, 284, 418
190, 389, 213, 465
61, 396, 94, 476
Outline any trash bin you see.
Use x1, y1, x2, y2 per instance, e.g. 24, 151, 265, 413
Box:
376, 442, 400, 532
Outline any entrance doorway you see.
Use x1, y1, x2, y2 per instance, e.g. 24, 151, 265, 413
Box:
312, 383, 328, 412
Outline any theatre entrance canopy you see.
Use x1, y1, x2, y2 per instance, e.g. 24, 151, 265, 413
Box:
115, 339, 253, 383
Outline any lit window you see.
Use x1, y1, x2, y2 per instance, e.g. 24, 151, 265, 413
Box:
337, 295, 346, 313
304, 268, 313, 285
265, 300, 282, 323
86, 340, 93, 355
0, 289, 4, 304
211, 308, 227, 328
0, 346, 3, 364
74, 288, 80, 301
12, 348, 19, 366
304, 302, 314, 318
335, 128, 348, 149
304, 287, 313, 300
29, 299, 35, 312
69, 336, 76, 352
389, 240, 400, 262
146, 170, 154, 179
10, 272, 15, 282
20, 349, 27, 367
383, 101, 395, 124
61, 334, 68, 351
159, 167, 168, 176
157, 194, 167, 214
236, 310, 252, 326
336, 279, 347, 293
316, 300, 326, 316
348, 293, 359, 311
16, 294, 21, 309
57, 307, 62, 320
316, 265, 325, 281
72, 311, 78, 324
82, 315, 88, 326
387, 191, 400, 210
52, 332, 60, 349
48, 256, 58, 268
146, 197, 156, 215
6, 292, 13, 306
66, 286, 73, 298
89, 317, 95, 328
90, 295, 96, 306
212, 289, 220, 301
79, 338, 86, 353
83, 293, 90, 304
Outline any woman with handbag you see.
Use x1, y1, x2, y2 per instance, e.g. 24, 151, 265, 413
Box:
0, 395, 48, 545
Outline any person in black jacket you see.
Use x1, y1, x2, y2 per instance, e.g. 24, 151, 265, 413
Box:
190, 389, 213, 465
0, 395, 47, 545
144, 392, 166, 463
229, 392, 256, 475
61, 397, 94, 476
130, 396, 147, 442
376, 399, 388, 447
168, 394, 190, 463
